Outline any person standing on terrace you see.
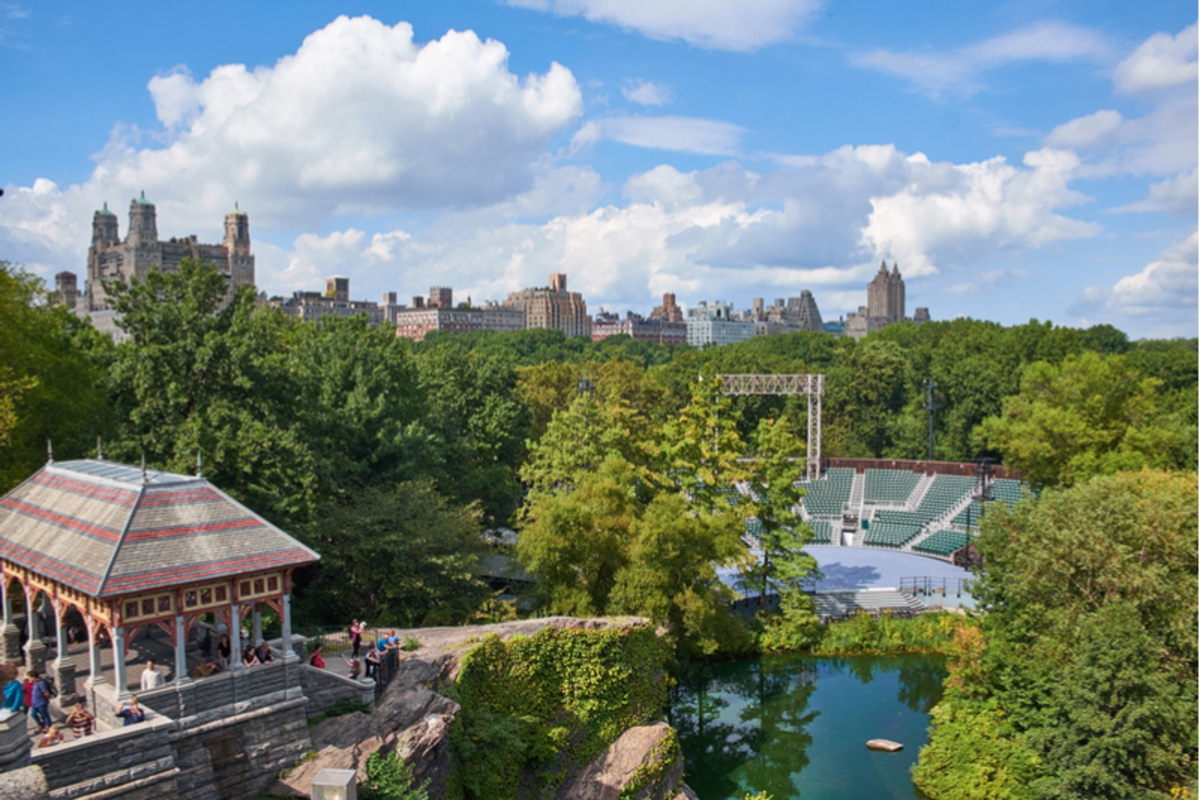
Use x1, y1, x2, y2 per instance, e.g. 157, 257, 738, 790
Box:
140, 660, 165, 691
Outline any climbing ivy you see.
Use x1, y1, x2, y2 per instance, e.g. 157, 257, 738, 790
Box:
447, 624, 668, 799
617, 727, 681, 800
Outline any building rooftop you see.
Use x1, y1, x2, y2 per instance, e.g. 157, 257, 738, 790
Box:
0, 459, 319, 598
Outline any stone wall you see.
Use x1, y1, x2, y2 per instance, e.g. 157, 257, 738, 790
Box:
170, 697, 311, 800
31, 711, 178, 798
137, 658, 298, 722
299, 665, 375, 720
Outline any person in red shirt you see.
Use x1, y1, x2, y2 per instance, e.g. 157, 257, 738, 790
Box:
21, 674, 34, 710
309, 644, 326, 670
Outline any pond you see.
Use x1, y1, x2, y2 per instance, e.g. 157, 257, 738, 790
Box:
668, 654, 947, 800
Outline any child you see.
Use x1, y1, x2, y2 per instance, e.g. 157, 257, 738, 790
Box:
65, 702, 95, 738
342, 654, 361, 680
37, 724, 65, 748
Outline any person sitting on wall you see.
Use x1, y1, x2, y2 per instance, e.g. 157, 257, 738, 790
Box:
308, 644, 326, 670
116, 697, 146, 726
342, 654, 361, 681
364, 645, 381, 679
65, 702, 95, 738
140, 659, 165, 691
241, 646, 260, 667
254, 641, 274, 664
37, 724, 65, 747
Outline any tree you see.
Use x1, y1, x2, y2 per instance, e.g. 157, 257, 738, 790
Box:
0, 262, 111, 492
975, 352, 1193, 487
103, 259, 318, 521
297, 481, 485, 627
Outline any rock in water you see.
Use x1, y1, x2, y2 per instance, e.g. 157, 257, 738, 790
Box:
866, 739, 903, 752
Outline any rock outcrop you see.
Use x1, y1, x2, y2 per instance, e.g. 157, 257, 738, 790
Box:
272, 616, 657, 799
556, 722, 684, 800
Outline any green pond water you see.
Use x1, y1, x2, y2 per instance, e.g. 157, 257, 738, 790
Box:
668, 654, 947, 800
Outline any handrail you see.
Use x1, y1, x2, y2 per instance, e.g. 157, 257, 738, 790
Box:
898, 576, 972, 598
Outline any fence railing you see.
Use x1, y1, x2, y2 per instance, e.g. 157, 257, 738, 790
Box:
899, 577, 972, 598
295, 625, 411, 696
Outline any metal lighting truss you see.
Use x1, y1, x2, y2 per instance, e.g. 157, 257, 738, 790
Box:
717, 374, 825, 480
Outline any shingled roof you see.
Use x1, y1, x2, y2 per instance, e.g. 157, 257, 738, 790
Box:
0, 459, 319, 598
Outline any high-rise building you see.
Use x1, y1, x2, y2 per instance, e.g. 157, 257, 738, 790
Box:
867, 261, 905, 324
913, 307, 930, 324
685, 301, 755, 347
429, 287, 454, 309
503, 273, 591, 339
275, 276, 383, 326
592, 310, 686, 345
787, 290, 825, 332
54, 272, 79, 310
649, 293, 683, 323
85, 194, 255, 313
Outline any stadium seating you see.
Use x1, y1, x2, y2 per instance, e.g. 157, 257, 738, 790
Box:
805, 518, 835, 544
797, 468, 854, 516
862, 521, 922, 549
863, 468, 920, 504
990, 479, 1028, 508
875, 474, 975, 530
914, 529, 971, 557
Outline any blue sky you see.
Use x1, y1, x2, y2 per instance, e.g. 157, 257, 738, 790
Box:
2, 1, 1196, 337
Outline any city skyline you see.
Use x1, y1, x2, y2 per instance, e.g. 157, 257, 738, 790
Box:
1, 2, 1195, 338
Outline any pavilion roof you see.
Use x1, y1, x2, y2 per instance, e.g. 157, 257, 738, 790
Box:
0, 459, 319, 599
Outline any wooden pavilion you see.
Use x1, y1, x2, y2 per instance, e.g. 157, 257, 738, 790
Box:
0, 457, 318, 699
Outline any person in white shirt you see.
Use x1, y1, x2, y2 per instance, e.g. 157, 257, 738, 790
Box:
140, 660, 165, 691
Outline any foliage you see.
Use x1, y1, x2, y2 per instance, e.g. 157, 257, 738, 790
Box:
362, 750, 429, 800
914, 470, 1198, 800
0, 262, 111, 493
975, 352, 1196, 487
307, 698, 371, 726
759, 610, 971, 656
448, 624, 668, 800
296, 481, 486, 627
617, 727, 680, 800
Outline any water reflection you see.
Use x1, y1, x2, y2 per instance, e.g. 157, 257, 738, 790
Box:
669, 655, 947, 800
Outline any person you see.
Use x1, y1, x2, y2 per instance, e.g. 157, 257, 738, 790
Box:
140, 660, 165, 691
21, 673, 34, 710
0, 663, 23, 713
65, 702, 94, 738
116, 697, 146, 727
198, 628, 213, 662
241, 646, 260, 667
342, 654, 361, 680
29, 671, 51, 733
255, 641, 274, 664
364, 646, 381, 679
216, 633, 232, 668
308, 644, 326, 670
37, 724, 64, 748
349, 619, 364, 658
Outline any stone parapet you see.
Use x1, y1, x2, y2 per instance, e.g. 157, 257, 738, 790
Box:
299, 664, 375, 719
0, 709, 33, 771
31, 712, 175, 792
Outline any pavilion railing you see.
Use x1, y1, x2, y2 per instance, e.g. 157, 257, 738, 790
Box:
899, 576, 973, 598
296, 625, 411, 697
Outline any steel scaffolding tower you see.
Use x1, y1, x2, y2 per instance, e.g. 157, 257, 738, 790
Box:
717, 374, 825, 480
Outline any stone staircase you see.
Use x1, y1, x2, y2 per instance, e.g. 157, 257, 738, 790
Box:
811, 588, 925, 619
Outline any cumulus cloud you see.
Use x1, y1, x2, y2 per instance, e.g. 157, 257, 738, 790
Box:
0, 15, 582, 282
251, 143, 1102, 318
602, 115, 743, 155
1071, 230, 1198, 336
1113, 22, 1198, 95
853, 21, 1111, 97
1111, 170, 1198, 215
504, 0, 821, 52
622, 79, 671, 106
1045, 109, 1123, 148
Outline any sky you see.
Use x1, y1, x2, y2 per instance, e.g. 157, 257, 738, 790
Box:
1, 1, 1196, 338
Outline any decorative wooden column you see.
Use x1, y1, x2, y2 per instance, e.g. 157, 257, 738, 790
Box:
112, 626, 130, 699
229, 603, 243, 670
173, 614, 189, 684
22, 587, 45, 675
0, 579, 19, 665
51, 599, 77, 706
281, 592, 297, 661
251, 603, 262, 647
85, 616, 104, 688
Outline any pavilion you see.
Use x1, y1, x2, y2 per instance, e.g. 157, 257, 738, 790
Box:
0, 456, 319, 702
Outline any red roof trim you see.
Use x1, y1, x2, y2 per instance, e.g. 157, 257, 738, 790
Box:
0, 539, 103, 594
125, 517, 262, 541
101, 550, 315, 596
0, 498, 122, 543
31, 474, 137, 506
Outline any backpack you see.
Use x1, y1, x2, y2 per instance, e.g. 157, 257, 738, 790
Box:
43, 675, 58, 699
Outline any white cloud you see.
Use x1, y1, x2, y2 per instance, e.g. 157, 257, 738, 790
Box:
1071, 230, 1198, 336
1045, 109, 1123, 148
1113, 23, 1198, 95
250, 143, 1102, 319
1111, 169, 1198, 215
622, 79, 671, 106
602, 115, 743, 155
505, 0, 821, 52
853, 21, 1111, 98
0, 15, 582, 283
